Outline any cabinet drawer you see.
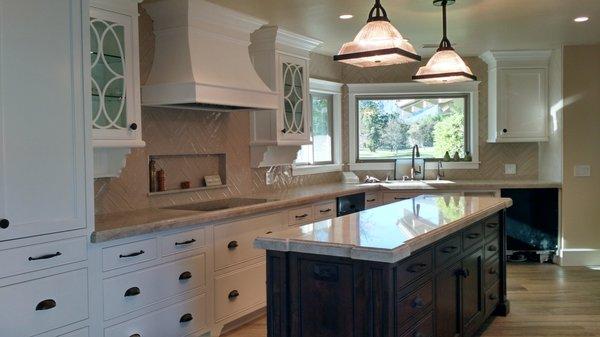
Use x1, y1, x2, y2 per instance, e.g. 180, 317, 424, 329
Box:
214, 212, 283, 271
104, 294, 208, 337
485, 281, 500, 317
60, 328, 89, 337
462, 223, 484, 251
484, 239, 500, 261
435, 234, 462, 268
288, 206, 314, 226
396, 249, 433, 290
365, 192, 383, 209
484, 215, 500, 239
397, 280, 433, 328
484, 258, 500, 290
214, 261, 266, 321
313, 201, 336, 221
0, 269, 88, 337
160, 227, 206, 257
383, 192, 419, 204
102, 238, 157, 271
0, 236, 86, 279
399, 312, 433, 337
103, 254, 206, 320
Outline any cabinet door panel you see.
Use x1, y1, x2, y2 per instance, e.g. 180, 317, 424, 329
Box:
435, 261, 461, 337
462, 248, 485, 337
277, 54, 310, 143
0, 0, 87, 240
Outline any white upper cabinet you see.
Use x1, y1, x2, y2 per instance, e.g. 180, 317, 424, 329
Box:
0, 0, 88, 240
250, 26, 321, 146
481, 50, 551, 143
90, 0, 144, 178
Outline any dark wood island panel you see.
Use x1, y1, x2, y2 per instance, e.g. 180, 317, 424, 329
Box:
265, 211, 509, 337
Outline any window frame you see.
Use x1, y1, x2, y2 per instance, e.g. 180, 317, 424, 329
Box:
292, 79, 344, 176
348, 81, 480, 171
355, 94, 471, 163
296, 92, 335, 165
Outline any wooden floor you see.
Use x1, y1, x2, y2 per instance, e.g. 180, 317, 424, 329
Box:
222, 263, 600, 337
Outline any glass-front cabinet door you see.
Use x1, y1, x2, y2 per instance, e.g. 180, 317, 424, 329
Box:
90, 7, 141, 145
278, 54, 311, 144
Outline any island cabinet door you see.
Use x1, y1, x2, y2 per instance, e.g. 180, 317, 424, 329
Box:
435, 261, 461, 337
461, 248, 485, 337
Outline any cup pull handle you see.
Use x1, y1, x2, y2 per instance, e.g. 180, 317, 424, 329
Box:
228, 290, 240, 300
227, 240, 239, 250
35, 299, 56, 311
179, 271, 192, 280
180, 313, 193, 323
124, 287, 141, 297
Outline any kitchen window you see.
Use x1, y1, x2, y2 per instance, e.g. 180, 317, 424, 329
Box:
293, 79, 343, 175
348, 82, 480, 171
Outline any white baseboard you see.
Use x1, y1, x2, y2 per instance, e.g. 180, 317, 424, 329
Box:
558, 249, 600, 266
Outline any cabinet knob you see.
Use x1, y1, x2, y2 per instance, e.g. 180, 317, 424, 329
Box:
489, 267, 497, 275
227, 240, 239, 250
179, 313, 193, 323
0, 218, 9, 229
411, 297, 425, 309
129, 123, 138, 131
228, 290, 240, 300
488, 245, 498, 252
281, 128, 287, 133
502, 128, 508, 133
489, 293, 499, 300
35, 299, 56, 311
179, 271, 192, 280
124, 287, 141, 297
456, 268, 470, 278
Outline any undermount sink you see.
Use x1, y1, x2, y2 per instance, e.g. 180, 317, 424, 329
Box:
163, 198, 275, 212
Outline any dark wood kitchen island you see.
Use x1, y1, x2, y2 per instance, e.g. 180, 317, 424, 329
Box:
254, 195, 512, 337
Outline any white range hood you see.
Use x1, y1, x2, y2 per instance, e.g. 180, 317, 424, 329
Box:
141, 0, 279, 111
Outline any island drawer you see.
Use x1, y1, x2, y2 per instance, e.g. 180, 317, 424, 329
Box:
435, 234, 462, 267
397, 280, 433, 328
383, 192, 419, 204
484, 258, 500, 290
365, 192, 383, 209
102, 238, 158, 271
396, 249, 433, 290
483, 215, 500, 239
214, 261, 266, 321
462, 222, 484, 251
313, 200, 337, 221
104, 294, 208, 337
288, 206, 314, 226
160, 227, 206, 257
485, 239, 500, 261
214, 212, 283, 270
399, 312, 433, 337
103, 253, 206, 320
485, 281, 500, 317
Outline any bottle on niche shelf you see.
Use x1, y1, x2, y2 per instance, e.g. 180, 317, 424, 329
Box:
149, 160, 158, 192
157, 169, 166, 192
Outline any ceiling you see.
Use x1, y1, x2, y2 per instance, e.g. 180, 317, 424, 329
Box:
202, 0, 600, 56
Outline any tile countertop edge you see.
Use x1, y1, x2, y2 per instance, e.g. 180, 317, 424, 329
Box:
254, 198, 513, 263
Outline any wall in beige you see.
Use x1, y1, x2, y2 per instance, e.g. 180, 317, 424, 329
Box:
560, 44, 600, 266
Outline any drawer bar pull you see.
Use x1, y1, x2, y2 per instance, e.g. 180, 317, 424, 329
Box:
406, 263, 428, 273
175, 239, 196, 246
488, 245, 498, 252
319, 208, 332, 213
394, 197, 407, 200
489, 294, 499, 300
124, 287, 141, 297
227, 240, 239, 250
367, 198, 376, 202
179, 271, 192, 280
467, 233, 481, 239
266, 231, 273, 234
180, 313, 193, 323
411, 297, 425, 309
295, 214, 308, 219
119, 250, 145, 258
28, 252, 62, 261
35, 299, 56, 311
441, 246, 458, 254
228, 290, 240, 300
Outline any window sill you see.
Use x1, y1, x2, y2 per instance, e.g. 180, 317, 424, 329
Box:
348, 161, 480, 171
292, 163, 344, 176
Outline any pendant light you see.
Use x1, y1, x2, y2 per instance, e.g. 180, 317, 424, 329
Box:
334, 0, 421, 67
413, 0, 476, 83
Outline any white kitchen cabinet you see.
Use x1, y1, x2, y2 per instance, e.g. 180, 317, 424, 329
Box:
0, 0, 88, 241
90, 0, 144, 178
481, 50, 551, 143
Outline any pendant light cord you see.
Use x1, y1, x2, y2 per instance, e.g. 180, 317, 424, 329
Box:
438, 0, 453, 50
368, 0, 390, 22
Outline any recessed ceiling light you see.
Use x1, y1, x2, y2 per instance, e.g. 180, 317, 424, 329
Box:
574, 16, 589, 23
339, 14, 353, 20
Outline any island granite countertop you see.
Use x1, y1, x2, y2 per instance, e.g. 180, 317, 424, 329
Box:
92, 180, 554, 243
254, 195, 512, 263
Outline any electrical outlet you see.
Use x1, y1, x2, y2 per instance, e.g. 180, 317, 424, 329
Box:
574, 165, 591, 177
504, 164, 517, 175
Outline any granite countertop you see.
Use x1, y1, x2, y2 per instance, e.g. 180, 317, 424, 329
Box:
92, 179, 559, 243
254, 195, 513, 263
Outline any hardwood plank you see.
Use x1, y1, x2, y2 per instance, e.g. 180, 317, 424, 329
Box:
222, 264, 600, 337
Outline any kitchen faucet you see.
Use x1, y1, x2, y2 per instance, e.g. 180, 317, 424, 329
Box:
436, 160, 445, 180
410, 145, 421, 180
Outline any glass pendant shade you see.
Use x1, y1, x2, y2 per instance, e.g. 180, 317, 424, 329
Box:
413, 48, 476, 83
334, 0, 421, 67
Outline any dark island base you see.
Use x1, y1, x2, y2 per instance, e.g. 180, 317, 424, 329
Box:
266, 210, 509, 337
